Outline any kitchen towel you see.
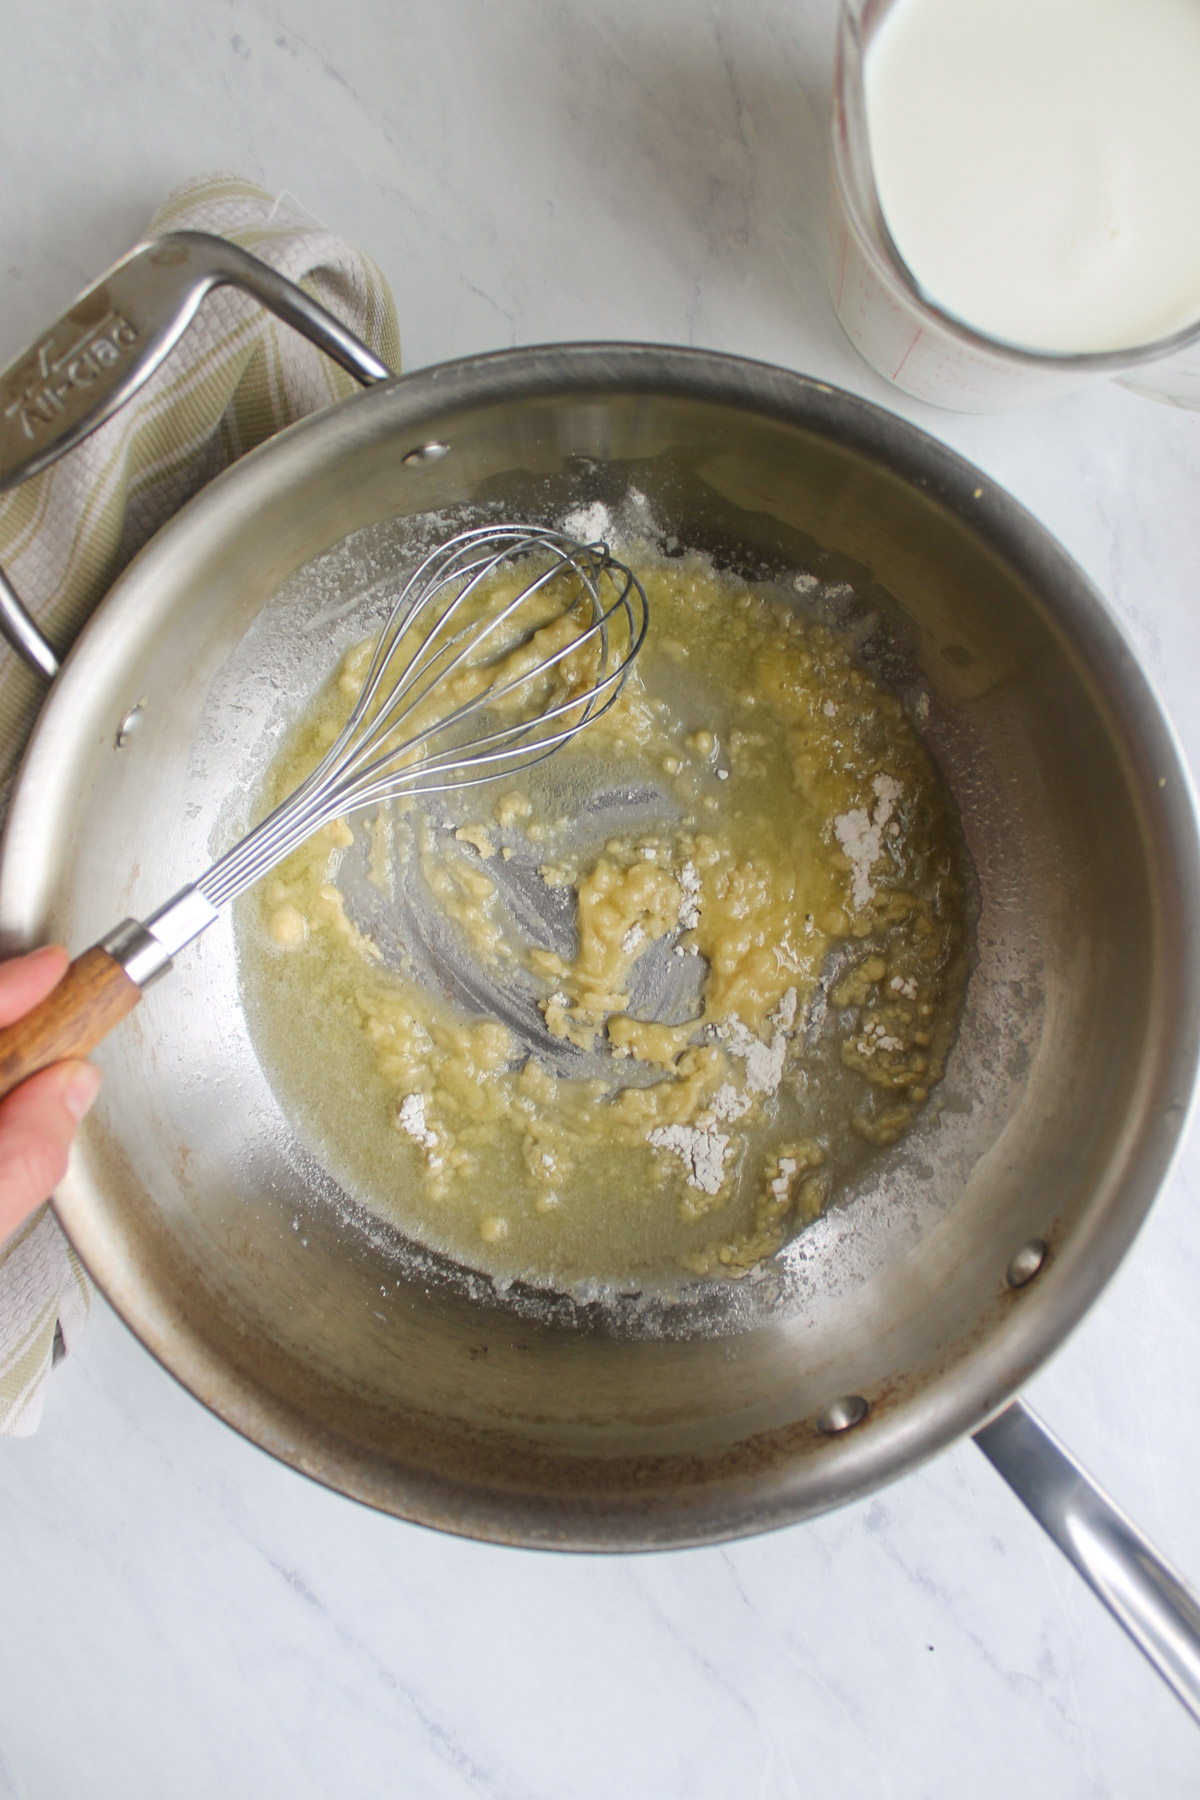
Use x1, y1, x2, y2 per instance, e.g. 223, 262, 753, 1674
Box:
0, 170, 399, 1435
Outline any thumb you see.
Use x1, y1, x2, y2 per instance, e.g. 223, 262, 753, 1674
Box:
0, 1061, 102, 1247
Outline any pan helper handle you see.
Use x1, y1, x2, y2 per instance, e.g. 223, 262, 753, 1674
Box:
0, 230, 391, 678
0, 887, 217, 1103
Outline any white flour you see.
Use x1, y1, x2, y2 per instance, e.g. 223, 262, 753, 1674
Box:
709, 1082, 752, 1123
397, 1093, 440, 1163
770, 1156, 799, 1202
677, 860, 702, 931
729, 1028, 787, 1094
648, 1121, 732, 1195
772, 988, 799, 1033
834, 772, 904, 910
562, 501, 613, 545
650, 985, 801, 1193
717, 987, 798, 1096
647, 1084, 752, 1194
856, 1018, 904, 1058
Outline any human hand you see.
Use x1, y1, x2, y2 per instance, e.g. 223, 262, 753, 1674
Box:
0, 947, 102, 1247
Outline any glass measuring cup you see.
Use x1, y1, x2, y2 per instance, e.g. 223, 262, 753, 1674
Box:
827, 0, 1200, 412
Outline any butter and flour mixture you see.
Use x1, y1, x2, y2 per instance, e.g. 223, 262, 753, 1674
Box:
236, 534, 968, 1292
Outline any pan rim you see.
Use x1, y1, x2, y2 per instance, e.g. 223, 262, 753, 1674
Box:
4, 340, 1198, 1548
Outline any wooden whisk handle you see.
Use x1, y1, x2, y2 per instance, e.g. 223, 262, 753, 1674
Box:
0, 947, 142, 1101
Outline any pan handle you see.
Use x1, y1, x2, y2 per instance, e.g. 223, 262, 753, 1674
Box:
0, 229, 392, 677
974, 1399, 1200, 1724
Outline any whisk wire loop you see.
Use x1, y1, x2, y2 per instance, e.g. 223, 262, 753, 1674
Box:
198, 524, 648, 908
342, 542, 602, 784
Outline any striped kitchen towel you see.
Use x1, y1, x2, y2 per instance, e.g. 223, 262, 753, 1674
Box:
0, 171, 399, 1435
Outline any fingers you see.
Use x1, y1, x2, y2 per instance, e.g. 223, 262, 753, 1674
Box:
0, 1059, 101, 1246
0, 951, 101, 1246
0, 945, 69, 1028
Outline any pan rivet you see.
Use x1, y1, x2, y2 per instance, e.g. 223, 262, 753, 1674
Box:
403, 442, 450, 465
1006, 1239, 1047, 1289
115, 704, 145, 748
817, 1395, 869, 1434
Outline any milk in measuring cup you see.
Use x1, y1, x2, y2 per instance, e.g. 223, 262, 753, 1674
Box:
863, 0, 1200, 354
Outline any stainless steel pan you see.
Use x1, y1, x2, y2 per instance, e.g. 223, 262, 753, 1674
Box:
2, 237, 1198, 1713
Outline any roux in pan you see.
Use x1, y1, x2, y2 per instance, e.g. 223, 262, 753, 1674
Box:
237, 540, 967, 1292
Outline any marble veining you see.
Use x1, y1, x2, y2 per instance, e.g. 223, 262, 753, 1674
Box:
1, 0, 1198, 1794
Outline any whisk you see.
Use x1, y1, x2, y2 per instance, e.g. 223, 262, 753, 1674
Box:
0, 523, 648, 1099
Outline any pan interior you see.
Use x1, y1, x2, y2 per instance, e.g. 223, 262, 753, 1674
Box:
226, 497, 971, 1299
7, 361, 1191, 1546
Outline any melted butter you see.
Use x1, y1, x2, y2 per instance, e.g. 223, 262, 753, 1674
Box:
237, 547, 968, 1291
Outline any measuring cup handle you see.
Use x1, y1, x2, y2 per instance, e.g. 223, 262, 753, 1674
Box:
0, 229, 393, 677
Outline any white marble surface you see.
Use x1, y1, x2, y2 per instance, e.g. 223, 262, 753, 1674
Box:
2, 2, 1199, 1794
